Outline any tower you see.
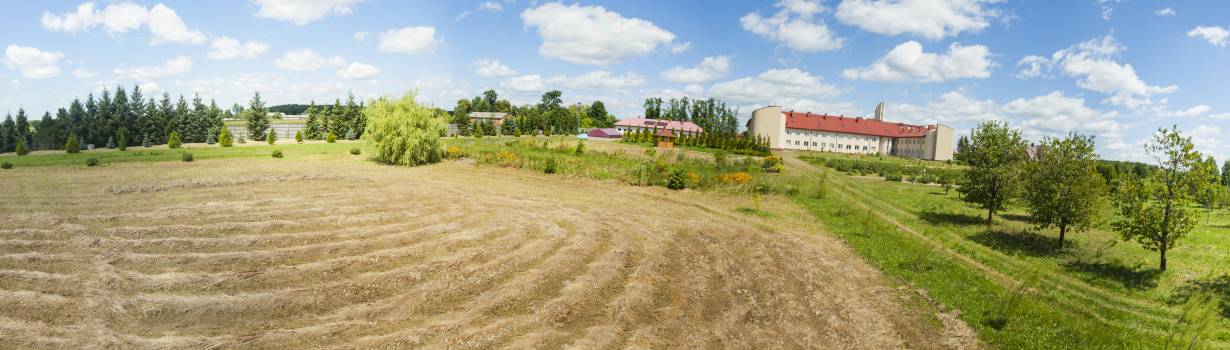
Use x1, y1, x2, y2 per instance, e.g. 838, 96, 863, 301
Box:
873, 101, 885, 121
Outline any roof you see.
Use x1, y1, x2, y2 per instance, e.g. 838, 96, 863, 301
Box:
468, 112, 508, 120
614, 118, 703, 133
654, 128, 677, 138
783, 111, 933, 138
587, 128, 621, 137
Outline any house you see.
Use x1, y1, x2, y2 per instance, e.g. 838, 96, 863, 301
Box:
746, 104, 955, 161
654, 128, 677, 148
614, 118, 703, 136
468, 112, 508, 127
587, 128, 622, 139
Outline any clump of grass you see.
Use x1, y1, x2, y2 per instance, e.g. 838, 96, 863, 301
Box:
812, 171, 829, 199
271, 149, 283, 158
181, 152, 194, 162
544, 158, 558, 174
1, 162, 13, 169
574, 141, 585, 155
86, 157, 100, 167
1164, 289, 1221, 350
986, 264, 1044, 330
350, 147, 361, 155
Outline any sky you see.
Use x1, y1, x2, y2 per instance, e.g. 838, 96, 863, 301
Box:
2, 0, 1229, 162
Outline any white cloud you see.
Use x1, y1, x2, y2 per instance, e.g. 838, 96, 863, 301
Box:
252, 0, 361, 25
842, 41, 993, 82
114, 56, 192, 81
337, 62, 380, 80
72, 68, 98, 78
1188, 26, 1229, 47
1019, 35, 1177, 106
835, 0, 1000, 40
3, 45, 65, 79
708, 68, 846, 114
353, 31, 370, 42
146, 4, 206, 45
274, 49, 344, 71
684, 84, 705, 95
1098, 0, 1120, 20
661, 55, 732, 83
501, 74, 546, 93
1188, 124, 1222, 156
1002, 91, 1121, 139
547, 71, 644, 90
207, 37, 270, 60
478, 2, 503, 11
139, 81, 161, 94
377, 26, 441, 54
1155, 7, 1175, 16
521, 3, 677, 65
454, 11, 473, 22
472, 59, 519, 77
41, 2, 204, 45
670, 42, 692, 54
741, 0, 843, 52
1157, 105, 1211, 118
1014, 55, 1048, 79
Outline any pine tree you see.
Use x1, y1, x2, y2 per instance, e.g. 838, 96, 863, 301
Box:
218, 127, 233, 147
117, 128, 128, 151
65, 133, 81, 153
326, 132, 337, 143
205, 128, 217, 145
142, 133, 151, 147
295, 130, 304, 143
267, 130, 277, 145
105, 136, 115, 149
168, 131, 181, 149
245, 92, 270, 140
14, 138, 28, 156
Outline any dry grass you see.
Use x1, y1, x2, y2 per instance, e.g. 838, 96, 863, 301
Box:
0, 154, 969, 349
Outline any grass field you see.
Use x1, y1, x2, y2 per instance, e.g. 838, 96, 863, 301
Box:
0, 138, 969, 349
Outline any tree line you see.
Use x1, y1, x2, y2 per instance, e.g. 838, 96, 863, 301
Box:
302, 94, 366, 141
642, 96, 740, 135
957, 121, 1227, 271
451, 89, 615, 136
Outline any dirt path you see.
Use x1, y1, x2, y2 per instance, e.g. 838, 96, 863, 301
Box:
2, 154, 961, 349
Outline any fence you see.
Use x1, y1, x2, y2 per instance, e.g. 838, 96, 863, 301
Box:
227, 124, 304, 141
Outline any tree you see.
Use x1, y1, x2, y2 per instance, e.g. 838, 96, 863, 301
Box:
958, 121, 1027, 224
218, 127, 233, 147
1023, 132, 1105, 248
1112, 126, 1202, 272
245, 92, 270, 140
643, 97, 663, 119
267, 130, 277, 145
14, 138, 28, 156
539, 90, 563, 112
168, 131, 181, 149
117, 128, 128, 151
955, 135, 971, 163
326, 131, 337, 143
304, 101, 323, 139
295, 130, 304, 143
65, 133, 80, 153
362, 91, 447, 166
1222, 160, 1230, 188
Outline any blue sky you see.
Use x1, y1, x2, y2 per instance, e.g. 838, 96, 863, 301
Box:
2, 0, 1229, 161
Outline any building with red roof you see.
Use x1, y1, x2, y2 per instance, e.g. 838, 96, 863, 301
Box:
746, 104, 954, 161
613, 118, 703, 136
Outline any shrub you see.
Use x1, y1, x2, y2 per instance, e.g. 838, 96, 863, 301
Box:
667, 169, 688, 190
349, 147, 361, 155
105, 136, 115, 149
65, 134, 81, 153
326, 132, 337, 143
181, 152, 193, 162
1, 162, 12, 169
218, 128, 234, 147
717, 172, 753, 185
85, 157, 99, 166
295, 130, 304, 143
141, 134, 151, 147
362, 92, 447, 166
15, 139, 28, 156
266, 131, 277, 145
761, 155, 783, 173
168, 131, 181, 149
813, 172, 829, 199
885, 171, 903, 182
544, 158, 558, 174
714, 151, 729, 168
271, 149, 283, 158
117, 129, 128, 151
574, 141, 585, 155
445, 146, 466, 160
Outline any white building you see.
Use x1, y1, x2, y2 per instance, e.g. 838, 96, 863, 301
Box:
746, 104, 955, 161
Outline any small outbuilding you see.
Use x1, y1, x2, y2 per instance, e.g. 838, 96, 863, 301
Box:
587, 128, 622, 139
654, 129, 677, 148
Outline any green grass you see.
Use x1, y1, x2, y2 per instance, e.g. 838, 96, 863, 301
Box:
803, 169, 1230, 349
0, 142, 358, 167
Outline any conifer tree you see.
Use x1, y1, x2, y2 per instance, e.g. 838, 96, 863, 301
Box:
168, 131, 181, 149
326, 131, 337, 143
267, 130, 277, 145
15, 138, 28, 156
295, 130, 304, 143
65, 134, 81, 153
218, 127, 234, 147
117, 128, 128, 151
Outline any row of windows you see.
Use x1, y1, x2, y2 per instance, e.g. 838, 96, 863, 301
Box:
788, 140, 872, 152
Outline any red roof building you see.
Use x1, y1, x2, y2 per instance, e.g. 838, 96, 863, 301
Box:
746, 105, 955, 161
614, 118, 703, 135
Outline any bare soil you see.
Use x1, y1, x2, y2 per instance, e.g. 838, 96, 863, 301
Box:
0, 155, 972, 349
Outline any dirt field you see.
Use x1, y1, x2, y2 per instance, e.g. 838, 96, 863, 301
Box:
0, 155, 973, 349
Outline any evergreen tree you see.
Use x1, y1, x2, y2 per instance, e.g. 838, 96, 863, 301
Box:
304, 101, 322, 139
142, 133, 151, 147
218, 127, 234, 147
245, 92, 270, 140
326, 131, 337, 143
1222, 160, 1230, 188
0, 114, 13, 153
267, 130, 277, 145
168, 131, 181, 149
295, 130, 304, 143
959, 121, 1028, 224
65, 133, 80, 153
117, 128, 128, 151
14, 138, 28, 156
14, 109, 31, 148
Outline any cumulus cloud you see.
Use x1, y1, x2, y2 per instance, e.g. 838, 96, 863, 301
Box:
835, 0, 1000, 40
501, 74, 546, 93
740, 0, 843, 52
708, 68, 847, 114
1188, 26, 1229, 47
478, 2, 503, 11
377, 26, 441, 54
252, 0, 361, 25
842, 41, 993, 82
670, 42, 692, 54
274, 49, 345, 71
521, 3, 677, 65
1017, 35, 1176, 107
207, 37, 270, 60
499, 70, 644, 93
1188, 124, 1222, 156
3, 45, 65, 79
72, 68, 98, 79
337, 62, 380, 80
472, 59, 519, 78
661, 55, 732, 84
41, 2, 204, 45
114, 56, 192, 81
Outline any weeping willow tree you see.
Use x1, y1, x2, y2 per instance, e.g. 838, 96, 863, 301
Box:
362, 92, 447, 166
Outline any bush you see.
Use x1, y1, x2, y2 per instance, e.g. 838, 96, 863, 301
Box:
762, 155, 782, 172
117, 129, 128, 151
181, 152, 193, 162
574, 141, 585, 155
168, 131, 181, 149
218, 128, 234, 147
362, 92, 446, 166
141, 134, 151, 147
267, 131, 277, 145
15, 139, 28, 156
105, 136, 115, 149
716, 172, 753, 185
85, 157, 99, 166
295, 130, 304, 143
544, 158, 558, 174
65, 135, 81, 153
349, 147, 361, 155
271, 149, 283, 158
445, 146, 466, 159
1, 162, 12, 169
326, 132, 337, 143
885, 171, 903, 182
667, 169, 687, 190
714, 151, 729, 168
